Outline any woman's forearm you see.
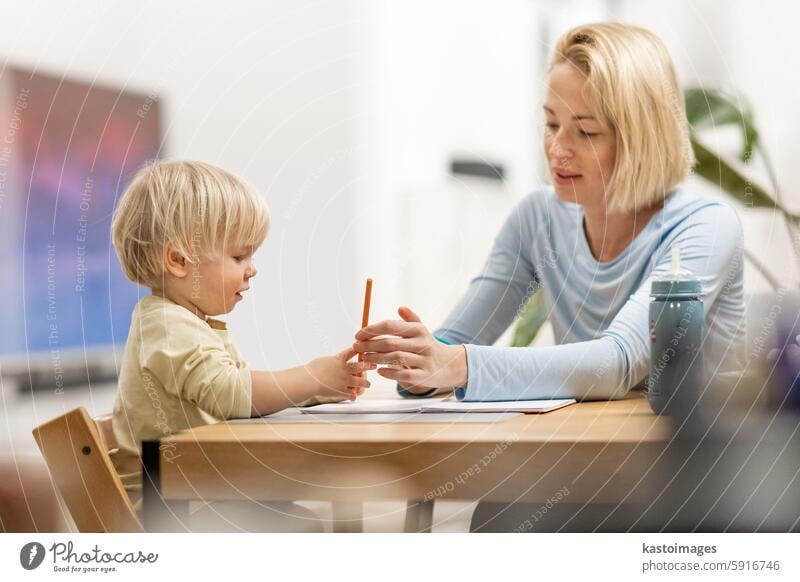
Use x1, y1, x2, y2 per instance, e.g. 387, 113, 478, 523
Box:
458, 337, 634, 402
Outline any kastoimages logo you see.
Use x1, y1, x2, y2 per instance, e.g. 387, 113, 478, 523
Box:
20, 542, 46, 570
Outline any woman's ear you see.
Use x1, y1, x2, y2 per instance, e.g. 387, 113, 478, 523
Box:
163, 242, 189, 278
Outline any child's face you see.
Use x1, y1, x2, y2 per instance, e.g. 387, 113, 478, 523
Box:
190, 244, 257, 317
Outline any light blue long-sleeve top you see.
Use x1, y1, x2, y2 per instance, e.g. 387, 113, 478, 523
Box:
399, 187, 745, 402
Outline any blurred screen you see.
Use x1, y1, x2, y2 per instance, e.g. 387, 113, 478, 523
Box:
0, 67, 161, 359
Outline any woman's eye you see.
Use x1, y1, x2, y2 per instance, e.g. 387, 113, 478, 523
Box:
545, 122, 558, 130
580, 130, 599, 138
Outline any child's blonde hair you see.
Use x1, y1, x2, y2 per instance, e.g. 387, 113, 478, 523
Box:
550, 22, 694, 212
112, 160, 269, 288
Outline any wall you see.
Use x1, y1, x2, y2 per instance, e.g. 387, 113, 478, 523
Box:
354, 0, 541, 348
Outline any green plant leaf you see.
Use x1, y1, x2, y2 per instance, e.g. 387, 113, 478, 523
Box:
511, 290, 548, 347
685, 87, 758, 162
691, 136, 794, 215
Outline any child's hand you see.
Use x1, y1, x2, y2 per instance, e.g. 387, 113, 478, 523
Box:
309, 347, 375, 401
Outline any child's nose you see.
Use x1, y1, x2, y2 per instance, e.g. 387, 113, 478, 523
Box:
247, 265, 257, 278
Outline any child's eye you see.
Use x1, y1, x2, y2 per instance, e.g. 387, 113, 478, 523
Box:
233, 255, 245, 263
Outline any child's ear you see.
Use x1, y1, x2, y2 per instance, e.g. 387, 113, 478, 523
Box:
163, 243, 189, 278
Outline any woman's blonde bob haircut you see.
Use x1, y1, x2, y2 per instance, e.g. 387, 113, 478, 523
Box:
112, 160, 269, 288
550, 22, 694, 212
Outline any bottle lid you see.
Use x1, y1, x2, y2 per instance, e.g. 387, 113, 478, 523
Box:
651, 244, 702, 298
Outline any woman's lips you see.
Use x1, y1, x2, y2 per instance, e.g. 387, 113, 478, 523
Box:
552, 170, 583, 185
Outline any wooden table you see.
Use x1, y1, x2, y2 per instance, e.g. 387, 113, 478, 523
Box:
142, 392, 670, 532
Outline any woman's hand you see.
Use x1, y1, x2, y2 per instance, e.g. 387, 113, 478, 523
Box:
353, 306, 468, 393
309, 347, 375, 401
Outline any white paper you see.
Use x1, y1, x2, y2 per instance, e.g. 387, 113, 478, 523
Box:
301, 397, 576, 415
300, 399, 425, 414
421, 397, 575, 414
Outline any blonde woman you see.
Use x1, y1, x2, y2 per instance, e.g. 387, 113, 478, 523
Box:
355, 23, 744, 405
355, 21, 745, 532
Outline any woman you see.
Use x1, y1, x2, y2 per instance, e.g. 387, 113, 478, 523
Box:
354, 22, 744, 406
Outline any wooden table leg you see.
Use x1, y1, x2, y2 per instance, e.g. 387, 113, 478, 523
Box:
404, 500, 434, 533
331, 500, 363, 533
141, 440, 189, 532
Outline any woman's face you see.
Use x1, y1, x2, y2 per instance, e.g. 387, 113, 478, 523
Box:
543, 62, 616, 209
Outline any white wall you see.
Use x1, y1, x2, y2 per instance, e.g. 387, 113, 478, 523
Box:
354, 0, 541, 347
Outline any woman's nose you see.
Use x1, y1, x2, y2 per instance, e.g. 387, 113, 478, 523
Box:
548, 131, 574, 161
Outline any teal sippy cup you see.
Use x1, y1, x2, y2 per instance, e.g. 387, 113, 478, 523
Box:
647, 244, 705, 416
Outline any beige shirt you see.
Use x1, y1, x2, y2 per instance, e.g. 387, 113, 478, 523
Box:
110, 295, 252, 506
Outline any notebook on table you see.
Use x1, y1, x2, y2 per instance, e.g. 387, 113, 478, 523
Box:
300, 397, 576, 415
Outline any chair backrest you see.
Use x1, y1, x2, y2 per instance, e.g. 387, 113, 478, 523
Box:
32, 407, 142, 533
93, 414, 118, 452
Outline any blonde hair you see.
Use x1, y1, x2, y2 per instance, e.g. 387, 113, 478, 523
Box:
550, 22, 694, 212
111, 160, 269, 287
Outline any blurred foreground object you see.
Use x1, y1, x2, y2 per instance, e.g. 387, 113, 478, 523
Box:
0, 457, 67, 532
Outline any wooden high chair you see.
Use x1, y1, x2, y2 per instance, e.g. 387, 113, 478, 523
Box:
32, 407, 142, 533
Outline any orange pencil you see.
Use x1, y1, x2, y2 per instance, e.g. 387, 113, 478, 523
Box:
357, 278, 373, 376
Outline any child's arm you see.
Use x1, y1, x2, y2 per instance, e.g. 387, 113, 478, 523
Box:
250, 347, 375, 416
